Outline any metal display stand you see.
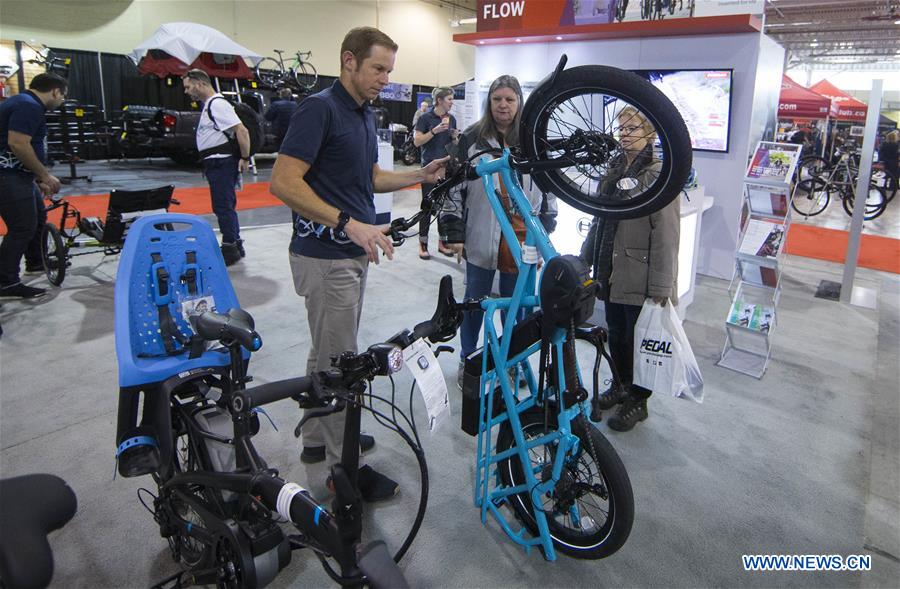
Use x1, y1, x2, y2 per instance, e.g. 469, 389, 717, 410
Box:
718, 141, 802, 378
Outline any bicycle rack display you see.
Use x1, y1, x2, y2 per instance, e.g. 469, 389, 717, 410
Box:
718, 141, 802, 379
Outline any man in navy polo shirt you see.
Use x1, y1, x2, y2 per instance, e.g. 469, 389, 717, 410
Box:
271, 27, 447, 502
0, 73, 67, 299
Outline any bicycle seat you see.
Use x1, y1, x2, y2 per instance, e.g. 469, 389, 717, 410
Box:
190, 308, 262, 352
0, 474, 77, 589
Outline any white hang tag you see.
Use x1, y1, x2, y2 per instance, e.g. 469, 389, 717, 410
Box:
402, 339, 450, 432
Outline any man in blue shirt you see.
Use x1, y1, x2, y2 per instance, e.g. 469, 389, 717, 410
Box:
270, 27, 447, 501
0, 73, 67, 299
264, 87, 297, 149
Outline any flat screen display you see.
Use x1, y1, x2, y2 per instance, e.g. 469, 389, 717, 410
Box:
632, 69, 734, 153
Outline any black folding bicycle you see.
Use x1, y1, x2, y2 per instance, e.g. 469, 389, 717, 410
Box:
119, 283, 461, 589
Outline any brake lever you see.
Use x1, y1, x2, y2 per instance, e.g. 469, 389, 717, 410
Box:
294, 402, 342, 438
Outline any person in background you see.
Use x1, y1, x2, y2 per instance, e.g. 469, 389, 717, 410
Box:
411, 99, 429, 131
0, 73, 67, 299
264, 87, 297, 149
443, 75, 556, 388
182, 69, 251, 266
789, 127, 813, 159
270, 27, 448, 502
878, 130, 898, 195
580, 105, 679, 432
414, 87, 457, 259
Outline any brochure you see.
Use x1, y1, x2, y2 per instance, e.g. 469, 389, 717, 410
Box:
727, 299, 775, 333
739, 219, 785, 259
746, 141, 802, 183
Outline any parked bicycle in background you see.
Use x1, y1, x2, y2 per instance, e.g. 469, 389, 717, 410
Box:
255, 49, 318, 93
792, 146, 893, 221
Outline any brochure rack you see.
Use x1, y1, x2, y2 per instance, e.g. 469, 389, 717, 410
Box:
718, 141, 801, 378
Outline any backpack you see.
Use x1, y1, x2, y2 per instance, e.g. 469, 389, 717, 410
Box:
204, 96, 263, 158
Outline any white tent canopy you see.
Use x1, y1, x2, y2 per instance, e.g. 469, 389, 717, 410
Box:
129, 22, 264, 67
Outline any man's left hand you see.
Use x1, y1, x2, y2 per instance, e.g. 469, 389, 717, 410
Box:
238, 158, 250, 173
422, 156, 450, 184
652, 297, 668, 306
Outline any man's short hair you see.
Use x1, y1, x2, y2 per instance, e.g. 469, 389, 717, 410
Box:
29, 73, 68, 93
339, 27, 398, 70
182, 69, 212, 86
277, 87, 293, 100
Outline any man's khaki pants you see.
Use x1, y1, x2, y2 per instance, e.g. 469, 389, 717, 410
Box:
290, 252, 368, 466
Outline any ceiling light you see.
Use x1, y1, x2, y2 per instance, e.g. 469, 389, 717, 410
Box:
515, 38, 522, 43
555, 36, 563, 40
478, 40, 485, 45
810, 42, 819, 47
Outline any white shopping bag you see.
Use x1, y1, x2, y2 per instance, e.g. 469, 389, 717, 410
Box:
632, 300, 704, 402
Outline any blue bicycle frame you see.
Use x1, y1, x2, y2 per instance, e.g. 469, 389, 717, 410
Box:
470, 149, 589, 561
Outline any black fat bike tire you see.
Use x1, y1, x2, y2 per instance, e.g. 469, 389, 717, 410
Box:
40, 223, 67, 286
520, 64, 692, 220
497, 409, 634, 559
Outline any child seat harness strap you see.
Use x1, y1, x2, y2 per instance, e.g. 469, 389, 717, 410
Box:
148, 252, 204, 358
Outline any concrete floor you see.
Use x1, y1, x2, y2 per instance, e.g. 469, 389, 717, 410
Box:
1, 159, 898, 588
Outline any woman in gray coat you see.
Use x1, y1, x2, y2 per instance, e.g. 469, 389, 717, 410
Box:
445, 75, 556, 387
581, 105, 680, 431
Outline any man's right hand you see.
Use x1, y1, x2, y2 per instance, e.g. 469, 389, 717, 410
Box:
432, 123, 449, 135
37, 173, 61, 196
344, 218, 394, 264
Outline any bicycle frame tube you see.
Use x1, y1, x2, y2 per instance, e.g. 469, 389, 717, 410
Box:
469, 150, 589, 561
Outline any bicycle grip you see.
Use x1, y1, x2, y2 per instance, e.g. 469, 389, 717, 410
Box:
246, 376, 313, 408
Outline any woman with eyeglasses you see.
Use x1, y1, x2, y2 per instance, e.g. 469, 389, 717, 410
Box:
580, 105, 680, 432
443, 75, 557, 389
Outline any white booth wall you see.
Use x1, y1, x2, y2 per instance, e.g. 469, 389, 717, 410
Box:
472, 32, 785, 280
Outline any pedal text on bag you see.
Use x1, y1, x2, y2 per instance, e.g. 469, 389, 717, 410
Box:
640, 338, 672, 356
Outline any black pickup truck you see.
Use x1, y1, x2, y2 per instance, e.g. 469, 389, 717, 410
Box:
117, 91, 280, 165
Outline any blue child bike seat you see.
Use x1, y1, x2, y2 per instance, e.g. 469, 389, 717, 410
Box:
114, 213, 244, 388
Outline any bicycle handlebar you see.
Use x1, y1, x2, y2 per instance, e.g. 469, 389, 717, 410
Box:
243, 275, 463, 413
